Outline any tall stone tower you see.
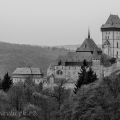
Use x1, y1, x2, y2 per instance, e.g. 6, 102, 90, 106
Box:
101, 14, 120, 58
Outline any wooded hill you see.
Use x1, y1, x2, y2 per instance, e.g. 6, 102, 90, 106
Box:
0, 42, 69, 78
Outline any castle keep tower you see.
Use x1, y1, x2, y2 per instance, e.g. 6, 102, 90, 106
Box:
101, 14, 120, 58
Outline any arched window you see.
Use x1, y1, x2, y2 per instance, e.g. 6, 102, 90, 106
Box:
117, 51, 118, 56
60, 71, 62, 74
56, 70, 63, 75
117, 42, 119, 48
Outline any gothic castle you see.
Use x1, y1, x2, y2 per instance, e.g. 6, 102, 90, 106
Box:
102, 14, 120, 57
47, 14, 120, 82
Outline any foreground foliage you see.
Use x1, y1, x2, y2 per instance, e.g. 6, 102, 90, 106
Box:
72, 74, 120, 120
1, 70, 120, 119
74, 60, 97, 94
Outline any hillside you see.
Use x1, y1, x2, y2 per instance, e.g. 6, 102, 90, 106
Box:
0, 42, 69, 78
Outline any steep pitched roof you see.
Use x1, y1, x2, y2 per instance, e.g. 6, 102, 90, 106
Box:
55, 55, 67, 65
76, 38, 101, 52
101, 14, 120, 29
55, 52, 93, 64
103, 40, 110, 45
13, 67, 43, 75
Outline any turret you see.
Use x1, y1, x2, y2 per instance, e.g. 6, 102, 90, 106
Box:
92, 48, 100, 67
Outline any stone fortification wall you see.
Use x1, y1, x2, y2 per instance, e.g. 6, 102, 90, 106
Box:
103, 61, 120, 77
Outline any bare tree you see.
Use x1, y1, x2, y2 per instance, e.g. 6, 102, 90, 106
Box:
50, 80, 66, 110
8, 81, 25, 111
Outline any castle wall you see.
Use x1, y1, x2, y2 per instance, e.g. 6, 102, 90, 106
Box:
54, 65, 80, 81
102, 31, 120, 58
114, 31, 120, 39
92, 60, 101, 78
53, 61, 101, 82
103, 46, 110, 56
102, 31, 113, 40
54, 66, 66, 79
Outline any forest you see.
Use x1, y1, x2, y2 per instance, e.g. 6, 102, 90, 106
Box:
0, 60, 120, 120
0, 41, 69, 78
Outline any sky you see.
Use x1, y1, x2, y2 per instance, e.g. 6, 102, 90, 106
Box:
0, 0, 120, 46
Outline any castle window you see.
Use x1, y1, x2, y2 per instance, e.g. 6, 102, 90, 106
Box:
84, 44, 86, 48
108, 36, 109, 39
105, 36, 107, 39
56, 70, 63, 75
60, 71, 62, 74
117, 42, 118, 48
117, 51, 118, 56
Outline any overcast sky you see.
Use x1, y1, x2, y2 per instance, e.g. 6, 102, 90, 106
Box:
0, 0, 120, 46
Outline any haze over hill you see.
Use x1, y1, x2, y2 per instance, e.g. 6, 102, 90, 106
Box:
0, 41, 69, 78
56, 44, 102, 50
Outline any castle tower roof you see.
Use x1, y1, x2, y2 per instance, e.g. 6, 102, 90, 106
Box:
101, 14, 120, 30
103, 39, 110, 46
76, 37, 101, 52
76, 29, 101, 52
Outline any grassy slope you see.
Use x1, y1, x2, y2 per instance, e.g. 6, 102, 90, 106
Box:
0, 42, 69, 78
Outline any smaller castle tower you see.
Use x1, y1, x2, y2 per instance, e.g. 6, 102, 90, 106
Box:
92, 48, 101, 78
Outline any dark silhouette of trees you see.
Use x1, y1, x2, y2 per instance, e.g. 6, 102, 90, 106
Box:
50, 80, 66, 110
74, 60, 97, 94
2, 72, 12, 92
8, 82, 25, 111
86, 67, 97, 83
72, 74, 120, 120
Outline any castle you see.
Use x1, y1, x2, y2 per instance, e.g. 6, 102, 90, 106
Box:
101, 14, 120, 57
47, 14, 120, 82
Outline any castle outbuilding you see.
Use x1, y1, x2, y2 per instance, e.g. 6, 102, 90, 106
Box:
12, 67, 44, 84
101, 14, 120, 58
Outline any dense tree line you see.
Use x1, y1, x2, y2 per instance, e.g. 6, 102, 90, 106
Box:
1, 60, 120, 119
74, 60, 97, 94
